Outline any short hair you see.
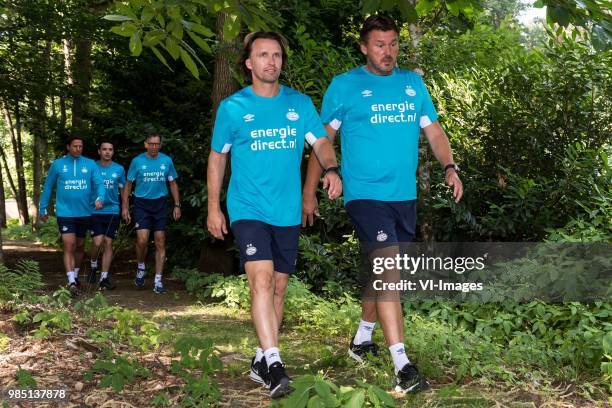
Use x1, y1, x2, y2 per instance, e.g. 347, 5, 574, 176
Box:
66, 135, 84, 146
238, 31, 288, 82
98, 140, 114, 149
359, 14, 399, 43
145, 131, 162, 143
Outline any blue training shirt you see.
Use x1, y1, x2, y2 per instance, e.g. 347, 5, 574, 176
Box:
127, 152, 178, 199
93, 161, 126, 215
211, 85, 326, 226
39, 155, 105, 217
321, 66, 439, 203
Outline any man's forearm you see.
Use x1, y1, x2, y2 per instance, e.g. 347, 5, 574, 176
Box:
122, 181, 132, 208
425, 123, 454, 167
304, 126, 338, 197
207, 151, 227, 212
169, 181, 180, 205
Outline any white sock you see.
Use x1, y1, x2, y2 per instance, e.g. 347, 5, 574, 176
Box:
90, 260, 98, 268
67, 271, 76, 284
137, 262, 145, 270
389, 343, 411, 374
74, 267, 80, 276
100, 272, 108, 281
264, 347, 282, 366
353, 319, 376, 345
136, 269, 146, 278
255, 347, 264, 363
154, 274, 162, 285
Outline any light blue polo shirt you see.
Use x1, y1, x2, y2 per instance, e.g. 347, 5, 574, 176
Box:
93, 161, 126, 215
321, 66, 439, 203
211, 85, 326, 226
127, 152, 178, 199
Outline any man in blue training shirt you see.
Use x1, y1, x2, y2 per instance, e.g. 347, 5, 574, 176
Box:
40, 136, 105, 297
207, 31, 341, 399
303, 15, 464, 394
122, 132, 181, 294
87, 140, 126, 290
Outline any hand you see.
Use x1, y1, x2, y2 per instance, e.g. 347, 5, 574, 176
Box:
122, 208, 131, 224
322, 172, 342, 200
445, 169, 463, 203
302, 194, 320, 227
173, 206, 181, 221
95, 199, 103, 210
207, 209, 227, 240
40, 214, 48, 222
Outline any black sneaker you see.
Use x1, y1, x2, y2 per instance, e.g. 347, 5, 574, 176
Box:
249, 356, 270, 388
395, 363, 430, 393
74, 277, 82, 289
87, 266, 98, 284
99, 278, 116, 290
68, 282, 80, 298
267, 362, 293, 399
348, 339, 379, 363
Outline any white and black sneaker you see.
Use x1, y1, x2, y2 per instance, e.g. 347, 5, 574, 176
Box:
395, 363, 430, 393
267, 362, 293, 399
249, 356, 270, 388
348, 339, 379, 363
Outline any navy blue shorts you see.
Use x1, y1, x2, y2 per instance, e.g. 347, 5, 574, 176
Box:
133, 197, 167, 231
57, 216, 91, 238
231, 220, 301, 274
345, 199, 417, 244
90, 214, 121, 239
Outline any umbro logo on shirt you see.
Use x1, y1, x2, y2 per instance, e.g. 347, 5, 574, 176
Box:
243, 113, 255, 122
62, 165, 68, 173
361, 90, 373, 97
160, 164, 166, 170
141, 165, 147, 170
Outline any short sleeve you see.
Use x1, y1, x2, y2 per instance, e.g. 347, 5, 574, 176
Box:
418, 77, 439, 129
127, 158, 138, 182
320, 77, 345, 130
118, 166, 126, 188
301, 96, 327, 146
211, 100, 235, 153
167, 159, 178, 181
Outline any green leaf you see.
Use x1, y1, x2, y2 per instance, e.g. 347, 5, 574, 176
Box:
398, 0, 418, 22
187, 31, 212, 54
185, 21, 215, 37
223, 14, 241, 40
165, 37, 181, 60
103, 14, 133, 22
143, 29, 166, 47
110, 22, 137, 37
167, 20, 184, 40
141, 6, 155, 23
180, 49, 199, 79
369, 385, 395, 407
129, 31, 143, 56
416, 0, 438, 16
111, 374, 125, 392
362, 0, 380, 15
345, 389, 365, 408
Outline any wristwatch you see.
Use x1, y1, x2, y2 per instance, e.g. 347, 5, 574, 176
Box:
174, 203, 181, 208
322, 166, 339, 177
444, 163, 459, 174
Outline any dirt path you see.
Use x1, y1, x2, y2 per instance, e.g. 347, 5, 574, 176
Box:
4, 240, 195, 312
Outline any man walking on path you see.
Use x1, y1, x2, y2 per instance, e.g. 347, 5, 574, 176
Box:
302, 15, 463, 393
207, 31, 342, 399
40, 136, 105, 297
122, 132, 181, 294
88, 141, 125, 290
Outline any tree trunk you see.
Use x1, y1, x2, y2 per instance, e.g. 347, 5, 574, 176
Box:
0, 145, 18, 200
1, 101, 28, 225
71, 39, 92, 135
199, 12, 241, 275
12, 101, 30, 225
0, 164, 7, 228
